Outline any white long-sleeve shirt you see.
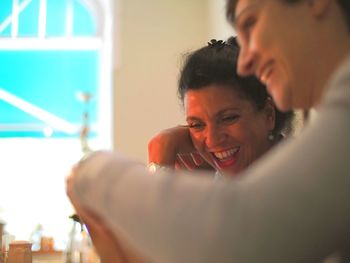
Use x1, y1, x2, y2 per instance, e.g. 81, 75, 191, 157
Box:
71, 56, 350, 263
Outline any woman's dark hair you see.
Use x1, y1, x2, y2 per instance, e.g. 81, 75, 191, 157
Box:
226, 0, 350, 29
178, 37, 294, 137
337, 0, 350, 28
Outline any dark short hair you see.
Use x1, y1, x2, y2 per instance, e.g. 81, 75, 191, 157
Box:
178, 37, 294, 136
226, 0, 350, 29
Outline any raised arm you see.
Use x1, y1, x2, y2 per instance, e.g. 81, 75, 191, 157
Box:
148, 125, 213, 171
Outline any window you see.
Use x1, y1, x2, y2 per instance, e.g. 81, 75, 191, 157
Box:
0, 0, 113, 249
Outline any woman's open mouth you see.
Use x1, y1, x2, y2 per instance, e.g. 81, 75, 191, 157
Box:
211, 147, 240, 169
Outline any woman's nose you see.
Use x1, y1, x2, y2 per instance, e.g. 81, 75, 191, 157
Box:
237, 43, 256, 77
205, 125, 226, 148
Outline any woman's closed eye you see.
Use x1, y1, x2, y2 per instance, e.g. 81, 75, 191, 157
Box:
221, 114, 240, 124
241, 16, 256, 35
188, 121, 205, 131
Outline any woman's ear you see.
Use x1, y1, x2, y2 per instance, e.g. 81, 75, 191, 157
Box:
263, 97, 276, 131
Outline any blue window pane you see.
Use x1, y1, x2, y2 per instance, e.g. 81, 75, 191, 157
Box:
46, 0, 68, 37
0, 51, 99, 138
0, 99, 41, 123
0, 131, 80, 138
1, 0, 96, 37
46, 0, 96, 37
19, 0, 39, 37
0, 0, 12, 37
73, 0, 96, 36
0, 27, 11, 37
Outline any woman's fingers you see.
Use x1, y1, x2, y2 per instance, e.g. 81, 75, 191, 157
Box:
176, 153, 198, 170
190, 152, 204, 166
175, 152, 214, 172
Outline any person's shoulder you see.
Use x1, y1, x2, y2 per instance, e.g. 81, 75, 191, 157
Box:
322, 54, 350, 110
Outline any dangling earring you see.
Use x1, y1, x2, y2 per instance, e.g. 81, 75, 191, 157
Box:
268, 131, 275, 141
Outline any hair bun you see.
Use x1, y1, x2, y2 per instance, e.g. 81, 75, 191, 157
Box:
226, 36, 239, 48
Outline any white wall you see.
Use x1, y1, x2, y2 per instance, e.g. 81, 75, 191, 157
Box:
208, 0, 234, 40
113, 0, 234, 163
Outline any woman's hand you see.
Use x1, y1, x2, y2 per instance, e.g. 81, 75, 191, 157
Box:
148, 126, 213, 171
66, 166, 151, 263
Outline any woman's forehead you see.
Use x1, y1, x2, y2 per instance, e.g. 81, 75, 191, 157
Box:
184, 85, 248, 104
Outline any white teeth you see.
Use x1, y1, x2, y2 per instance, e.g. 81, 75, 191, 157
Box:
260, 65, 272, 85
213, 147, 239, 160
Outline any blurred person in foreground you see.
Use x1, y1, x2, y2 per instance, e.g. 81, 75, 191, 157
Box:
67, 0, 350, 262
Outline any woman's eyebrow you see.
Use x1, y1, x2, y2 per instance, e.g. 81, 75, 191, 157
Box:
233, 2, 260, 28
217, 108, 240, 115
185, 108, 240, 122
186, 116, 201, 122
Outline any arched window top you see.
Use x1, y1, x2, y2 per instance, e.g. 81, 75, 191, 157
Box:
0, 0, 106, 50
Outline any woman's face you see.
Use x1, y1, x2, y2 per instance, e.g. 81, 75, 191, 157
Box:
233, 0, 321, 110
184, 85, 275, 177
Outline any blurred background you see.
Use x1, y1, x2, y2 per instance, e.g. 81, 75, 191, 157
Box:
0, 0, 233, 251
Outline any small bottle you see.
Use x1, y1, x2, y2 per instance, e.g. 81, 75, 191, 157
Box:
65, 215, 100, 263
0, 222, 5, 263
65, 214, 86, 263
29, 224, 43, 251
